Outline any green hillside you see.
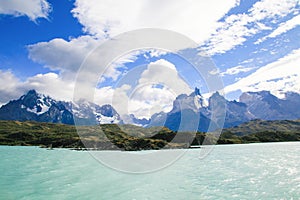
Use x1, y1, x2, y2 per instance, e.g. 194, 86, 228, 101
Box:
218, 119, 300, 144
0, 119, 300, 150
0, 120, 179, 150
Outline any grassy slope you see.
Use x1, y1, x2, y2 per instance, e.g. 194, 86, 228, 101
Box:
225, 119, 300, 136
0, 119, 300, 150
0, 121, 172, 150
218, 119, 300, 144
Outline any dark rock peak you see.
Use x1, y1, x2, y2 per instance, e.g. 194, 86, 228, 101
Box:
101, 104, 114, 110
99, 104, 118, 117
189, 87, 202, 97
209, 91, 225, 100
239, 90, 277, 101
194, 87, 201, 96
284, 92, 300, 100
176, 94, 188, 99
23, 89, 38, 97
21, 90, 39, 108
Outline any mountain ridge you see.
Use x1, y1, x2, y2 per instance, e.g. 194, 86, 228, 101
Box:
1, 89, 300, 131
0, 90, 121, 125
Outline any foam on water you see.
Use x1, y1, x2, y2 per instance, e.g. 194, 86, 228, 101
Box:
0, 142, 299, 200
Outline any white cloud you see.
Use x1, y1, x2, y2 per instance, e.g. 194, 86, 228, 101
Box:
111, 84, 131, 119
0, 71, 75, 105
0, 70, 118, 108
201, 0, 299, 55
28, 36, 177, 85
256, 14, 300, 44
94, 86, 115, 105
24, 73, 75, 101
0, 69, 177, 119
138, 59, 192, 95
221, 65, 255, 76
246, 75, 300, 99
0, 0, 51, 21
28, 36, 133, 83
208, 68, 220, 75
0, 70, 24, 104
93, 59, 192, 119
224, 48, 300, 97
72, 0, 239, 43
26, 0, 240, 109
28, 36, 99, 79
143, 49, 168, 59
126, 59, 192, 119
128, 86, 176, 119
109, 50, 143, 75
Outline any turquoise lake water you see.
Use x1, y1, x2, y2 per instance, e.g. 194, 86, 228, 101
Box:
1, 142, 299, 200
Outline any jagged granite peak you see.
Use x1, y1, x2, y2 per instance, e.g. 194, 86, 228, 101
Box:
1, 89, 300, 130
0, 90, 122, 125
239, 91, 279, 104
239, 91, 300, 120
208, 91, 225, 105
191, 87, 201, 96
71, 100, 122, 125
149, 111, 167, 127
98, 104, 118, 117
21, 89, 39, 109
95, 104, 122, 124
19, 89, 55, 114
170, 87, 204, 113
151, 88, 212, 132
208, 91, 253, 128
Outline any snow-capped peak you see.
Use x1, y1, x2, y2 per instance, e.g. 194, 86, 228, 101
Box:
20, 90, 55, 115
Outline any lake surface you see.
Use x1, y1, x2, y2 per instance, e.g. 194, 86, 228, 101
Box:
1, 142, 299, 200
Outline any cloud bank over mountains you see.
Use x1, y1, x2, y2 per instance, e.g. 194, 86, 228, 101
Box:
0, 0, 299, 119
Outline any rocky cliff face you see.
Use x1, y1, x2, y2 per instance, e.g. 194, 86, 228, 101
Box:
0, 90, 121, 125
150, 89, 300, 131
239, 91, 300, 120
208, 92, 253, 128
1, 89, 300, 131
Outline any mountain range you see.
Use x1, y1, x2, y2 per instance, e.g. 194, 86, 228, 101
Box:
0, 89, 300, 132
0, 90, 121, 126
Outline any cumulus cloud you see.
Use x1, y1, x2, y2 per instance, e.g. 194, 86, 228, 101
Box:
26, 0, 239, 86
27, 36, 194, 119
24, 73, 75, 100
0, 70, 24, 104
26, 0, 240, 107
0, 70, 118, 108
28, 36, 137, 83
139, 59, 192, 95
125, 59, 192, 119
128, 86, 176, 119
224, 48, 300, 97
72, 0, 239, 43
94, 59, 192, 119
0, 0, 51, 21
201, 0, 299, 55
28, 36, 176, 85
28, 36, 99, 80
0, 71, 74, 105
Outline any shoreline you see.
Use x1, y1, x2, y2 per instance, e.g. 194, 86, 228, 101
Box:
1, 120, 300, 151
2, 141, 300, 151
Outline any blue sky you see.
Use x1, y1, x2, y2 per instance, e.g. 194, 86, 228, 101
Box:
0, 0, 299, 119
